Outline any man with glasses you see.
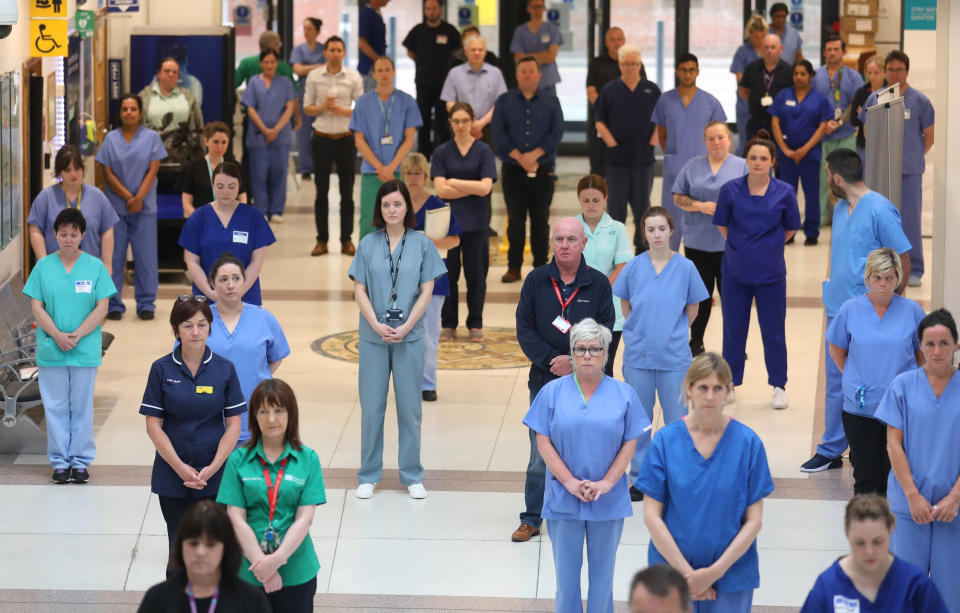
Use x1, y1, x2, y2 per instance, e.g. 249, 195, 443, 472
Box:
510, 0, 563, 96
651, 53, 726, 250
512, 217, 614, 543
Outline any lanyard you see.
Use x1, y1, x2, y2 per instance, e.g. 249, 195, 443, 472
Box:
573, 372, 601, 404
377, 92, 396, 137
829, 68, 843, 104
762, 68, 775, 94
551, 277, 580, 318
386, 229, 407, 303
261, 457, 288, 527
62, 184, 82, 208
187, 582, 219, 613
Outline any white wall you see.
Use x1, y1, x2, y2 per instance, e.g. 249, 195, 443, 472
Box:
932, 0, 959, 311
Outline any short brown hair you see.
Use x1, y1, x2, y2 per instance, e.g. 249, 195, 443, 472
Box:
54, 145, 84, 178
169, 297, 213, 337
245, 379, 303, 451
371, 180, 416, 229
516, 55, 541, 71
448, 101, 475, 120
845, 494, 895, 533
203, 121, 231, 140
576, 174, 608, 198
884, 50, 910, 72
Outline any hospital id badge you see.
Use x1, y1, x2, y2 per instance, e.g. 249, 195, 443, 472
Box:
436, 34, 448, 45
380, 135, 394, 145
232, 230, 249, 244
75, 280, 92, 294
832, 595, 860, 613
834, 107, 843, 121
904, 109, 911, 120
551, 315, 572, 334
540, 33, 551, 43
761, 95, 773, 107
384, 307, 405, 324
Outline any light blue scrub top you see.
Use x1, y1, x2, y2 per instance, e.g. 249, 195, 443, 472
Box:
206, 303, 291, 442
613, 253, 709, 371
635, 418, 774, 593
821, 191, 911, 318
523, 375, 650, 521
876, 369, 960, 521
651, 88, 727, 177
730, 43, 760, 117
577, 212, 632, 331
289, 42, 326, 89
812, 65, 864, 141
860, 87, 934, 176
349, 89, 423, 173
672, 154, 748, 252
241, 74, 298, 149
95, 127, 168, 216
509, 22, 563, 88
22, 251, 117, 367
825, 294, 924, 417
348, 228, 447, 344
28, 184, 119, 259
772, 24, 803, 64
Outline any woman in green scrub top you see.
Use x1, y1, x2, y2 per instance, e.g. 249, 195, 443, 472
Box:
218, 379, 326, 612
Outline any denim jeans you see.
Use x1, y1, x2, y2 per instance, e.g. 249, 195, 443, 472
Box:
521, 384, 549, 527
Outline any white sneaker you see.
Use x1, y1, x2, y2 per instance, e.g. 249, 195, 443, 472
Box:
724, 387, 736, 405
269, 215, 284, 224
408, 483, 428, 499
356, 483, 375, 499
772, 387, 788, 410
908, 275, 922, 287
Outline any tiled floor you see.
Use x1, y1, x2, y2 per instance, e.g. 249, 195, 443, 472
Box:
0, 156, 934, 612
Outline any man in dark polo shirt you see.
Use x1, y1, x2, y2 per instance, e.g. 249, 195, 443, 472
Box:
739, 33, 793, 140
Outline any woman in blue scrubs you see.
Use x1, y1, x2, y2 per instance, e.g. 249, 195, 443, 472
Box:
730, 14, 767, 156
672, 122, 748, 356
875, 309, 960, 612
613, 206, 708, 499
801, 494, 949, 612
23, 209, 116, 484
713, 136, 801, 409
290, 17, 326, 178
179, 161, 276, 306
770, 60, 832, 244
577, 174, 632, 376
348, 180, 447, 500
95, 93, 167, 320
206, 252, 290, 444
826, 249, 924, 495
523, 318, 649, 613
637, 352, 774, 612
242, 49, 298, 222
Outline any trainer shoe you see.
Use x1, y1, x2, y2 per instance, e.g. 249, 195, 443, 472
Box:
408, 483, 428, 499
356, 483, 375, 499
908, 275, 922, 287
422, 390, 438, 402
772, 387, 788, 410
52, 469, 71, 484
511, 523, 540, 542
71, 468, 90, 484
800, 454, 843, 473
630, 486, 644, 501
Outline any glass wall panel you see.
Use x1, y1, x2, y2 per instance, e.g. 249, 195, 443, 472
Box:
689, 0, 744, 122
611, 0, 675, 92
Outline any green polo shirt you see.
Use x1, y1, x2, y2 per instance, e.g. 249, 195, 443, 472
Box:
235, 55, 298, 91
217, 440, 326, 587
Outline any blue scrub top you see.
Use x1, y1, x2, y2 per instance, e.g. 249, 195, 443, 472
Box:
178, 204, 277, 306
635, 418, 774, 593
826, 294, 924, 417
523, 375, 650, 521
613, 252, 709, 371
27, 184, 119, 259
241, 74, 298, 149
594, 79, 661, 168
139, 345, 247, 498
812, 66, 864, 141
770, 87, 833, 161
413, 194, 462, 297
358, 6, 386, 75
800, 557, 949, 613
348, 228, 448, 344
349, 89, 423, 174
875, 369, 960, 520
509, 22, 563, 88
860, 87, 934, 176
821, 192, 911, 317
714, 176, 802, 284
772, 25, 803, 64
672, 154, 748, 252
651, 88, 727, 177
730, 43, 760, 116
207, 303, 290, 443
95, 127, 167, 216
289, 42, 325, 89
578, 212, 632, 331
429, 139, 497, 233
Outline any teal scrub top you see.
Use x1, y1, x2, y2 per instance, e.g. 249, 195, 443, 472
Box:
577, 212, 632, 331
22, 251, 117, 367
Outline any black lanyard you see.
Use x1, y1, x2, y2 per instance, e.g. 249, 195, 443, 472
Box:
386, 229, 407, 303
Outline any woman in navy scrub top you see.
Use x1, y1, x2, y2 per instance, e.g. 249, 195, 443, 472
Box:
179, 161, 276, 306
713, 136, 801, 409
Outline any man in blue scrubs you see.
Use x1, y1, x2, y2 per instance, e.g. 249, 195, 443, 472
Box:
510, 0, 563, 96
651, 53, 726, 250
768, 3, 803, 65
802, 148, 911, 473
358, 0, 389, 92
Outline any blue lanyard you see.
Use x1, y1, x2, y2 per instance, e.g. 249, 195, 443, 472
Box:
377, 92, 396, 137
187, 582, 219, 613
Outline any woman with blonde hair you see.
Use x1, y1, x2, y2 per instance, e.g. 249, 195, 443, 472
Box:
729, 13, 768, 155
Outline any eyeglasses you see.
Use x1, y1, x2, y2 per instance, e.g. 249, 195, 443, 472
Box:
572, 346, 604, 357
178, 294, 208, 303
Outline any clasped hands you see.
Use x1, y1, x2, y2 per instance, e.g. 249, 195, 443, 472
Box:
178, 462, 216, 490
373, 322, 409, 344
53, 330, 81, 352
562, 476, 614, 502
250, 554, 284, 593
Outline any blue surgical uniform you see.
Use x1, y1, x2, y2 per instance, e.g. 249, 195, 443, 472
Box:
613, 252, 708, 483
817, 192, 911, 460
523, 375, 650, 613
874, 369, 960, 613
357, 5, 386, 76
95, 126, 167, 315
28, 184, 119, 259
177, 203, 276, 305
860, 87, 934, 279
770, 87, 833, 238
350, 90, 423, 175
206, 303, 290, 443
673, 155, 749, 254
509, 22, 564, 94
241, 74, 298, 218
813, 65, 864, 222
289, 42, 326, 175
577, 212, 633, 332
651, 88, 727, 249
772, 25, 803, 64
730, 43, 760, 156
714, 176, 801, 387
348, 229, 447, 486
801, 556, 949, 613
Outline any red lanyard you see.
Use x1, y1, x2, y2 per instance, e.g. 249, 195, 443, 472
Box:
260, 457, 288, 525
551, 277, 580, 318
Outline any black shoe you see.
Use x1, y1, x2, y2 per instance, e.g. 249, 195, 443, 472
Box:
800, 454, 843, 473
71, 468, 89, 484
301, 172, 312, 180
52, 469, 71, 484
630, 486, 644, 501
137, 310, 155, 321
690, 341, 705, 357
804, 236, 818, 246
422, 390, 438, 402
786, 235, 796, 245
106, 311, 122, 320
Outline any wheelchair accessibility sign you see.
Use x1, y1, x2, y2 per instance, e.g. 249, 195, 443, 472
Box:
31, 19, 68, 57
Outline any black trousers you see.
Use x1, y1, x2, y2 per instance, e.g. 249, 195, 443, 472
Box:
159, 495, 218, 577
441, 229, 489, 330
415, 87, 449, 157
587, 119, 607, 177
502, 164, 554, 270
264, 576, 317, 613
842, 410, 890, 496
604, 331, 622, 378
312, 134, 356, 243
685, 247, 724, 347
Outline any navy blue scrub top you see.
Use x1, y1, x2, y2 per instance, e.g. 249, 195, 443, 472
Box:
178, 204, 276, 305
429, 139, 497, 233
594, 78, 661, 167
769, 87, 833, 161
140, 345, 247, 498
413, 195, 462, 297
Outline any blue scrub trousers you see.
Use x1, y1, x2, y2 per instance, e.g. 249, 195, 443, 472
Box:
521, 384, 549, 528
109, 212, 158, 315
778, 152, 821, 238
249, 143, 290, 218
817, 316, 848, 459
548, 518, 624, 613
901, 173, 923, 278
606, 163, 654, 249
622, 366, 687, 485
38, 366, 98, 470
691, 590, 753, 613
661, 174, 683, 250
421, 295, 445, 392
294, 97, 314, 175
891, 513, 960, 613
721, 276, 787, 388
357, 337, 426, 486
